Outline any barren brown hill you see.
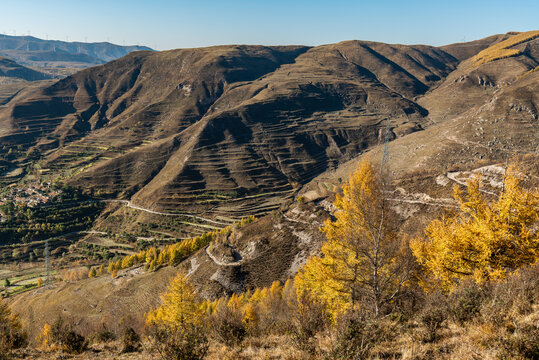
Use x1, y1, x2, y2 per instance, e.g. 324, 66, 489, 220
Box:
0, 56, 51, 82
0, 40, 459, 220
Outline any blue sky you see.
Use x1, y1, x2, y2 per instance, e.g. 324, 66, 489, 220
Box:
2, 0, 538, 50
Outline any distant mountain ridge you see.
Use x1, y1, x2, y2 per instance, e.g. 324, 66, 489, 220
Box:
0, 35, 153, 68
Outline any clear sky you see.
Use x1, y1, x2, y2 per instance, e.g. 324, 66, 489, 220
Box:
1, 0, 537, 50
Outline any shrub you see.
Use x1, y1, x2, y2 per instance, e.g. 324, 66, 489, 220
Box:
326, 310, 384, 360
0, 301, 27, 359
210, 301, 246, 346
448, 281, 485, 325
291, 290, 328, 352
50, 317, 88, 354
91, 327, 116, 344
149, 324, 209, 360
481, 264, 539, 327
120, 327, 140, 353
498, 324, 539, 359
418, 297, 447, 343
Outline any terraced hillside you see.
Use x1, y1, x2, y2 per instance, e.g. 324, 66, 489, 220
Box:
304, 31, 539, 205
3, 32, 539, 343
0, 41, 461, 219
0, 31, 537, 227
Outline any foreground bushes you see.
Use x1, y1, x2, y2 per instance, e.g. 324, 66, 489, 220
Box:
146, 264, 539, 359
148, 324, 209, 360
48, 318, 88, 354
0, 300, 27, 360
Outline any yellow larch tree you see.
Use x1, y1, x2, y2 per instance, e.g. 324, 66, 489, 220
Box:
296, 159, 412, 317
146, 271, 202, 327
411, 165, 539, 291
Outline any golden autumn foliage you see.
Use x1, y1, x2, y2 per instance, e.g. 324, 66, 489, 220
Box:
411, 165, 539, 291
103, 216, 256, 277
38, 323, 53, 349
61, 268, 89, 282
472, 30, 539, 66
146, 271, 203, 327
296, 159, 412, 316
201, 279, 311, 336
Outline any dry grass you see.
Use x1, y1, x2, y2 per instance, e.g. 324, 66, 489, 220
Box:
472, 30, 539, 66
206, 336, 310, 360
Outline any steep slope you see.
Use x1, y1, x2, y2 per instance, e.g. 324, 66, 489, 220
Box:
8, 266, 178, 341
419, 30, 539, 123
0, 35, 152, 68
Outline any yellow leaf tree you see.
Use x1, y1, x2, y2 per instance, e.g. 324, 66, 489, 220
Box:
296, 159, 412, 316
146, 271, 202, 327
411, 165, 539, 291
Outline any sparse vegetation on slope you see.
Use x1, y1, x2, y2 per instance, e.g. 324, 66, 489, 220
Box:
137, 160, 537, 359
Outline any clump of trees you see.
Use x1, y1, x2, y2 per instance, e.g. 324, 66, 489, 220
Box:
95, 216, 256, 278
411, 164, 538, 290
0, 192, 103, 246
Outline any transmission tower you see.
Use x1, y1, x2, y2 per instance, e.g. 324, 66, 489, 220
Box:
44, 238, 50, 284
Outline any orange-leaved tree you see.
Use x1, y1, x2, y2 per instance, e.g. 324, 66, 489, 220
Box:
411, 165, 539, 291
296, 159, 413, 317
